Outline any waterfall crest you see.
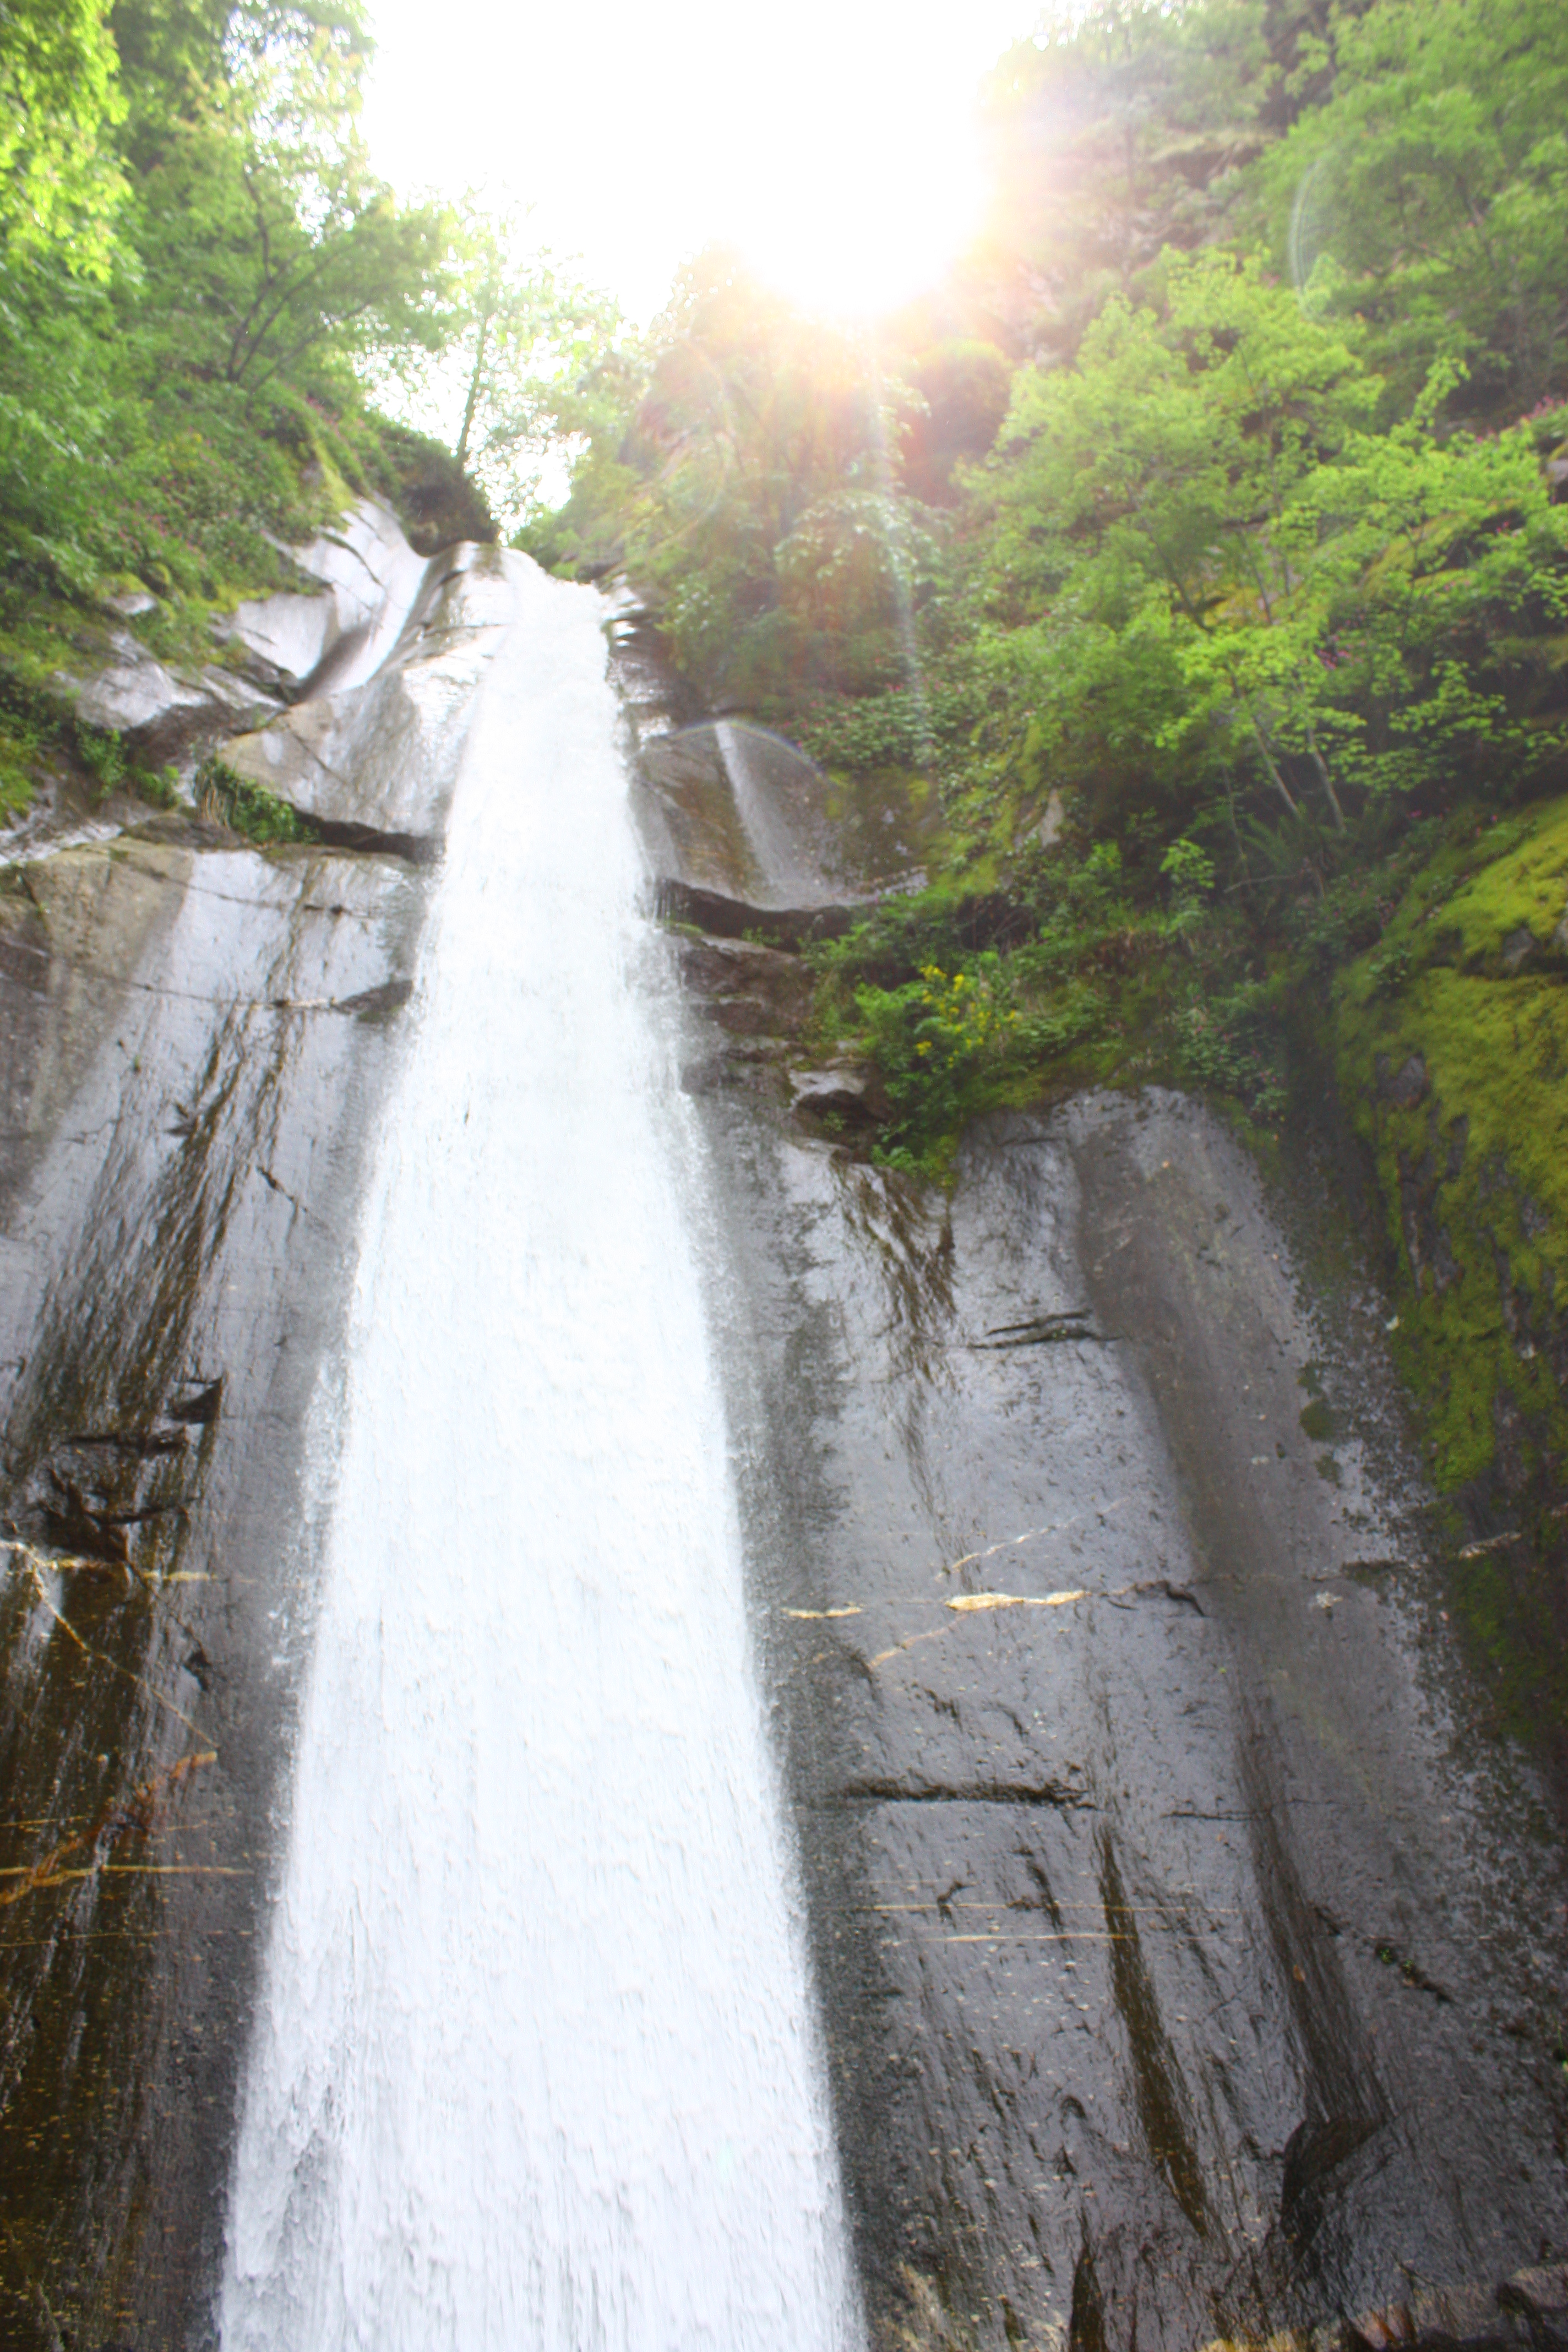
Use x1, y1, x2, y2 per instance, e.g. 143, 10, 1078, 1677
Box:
219, 555, 861, 2352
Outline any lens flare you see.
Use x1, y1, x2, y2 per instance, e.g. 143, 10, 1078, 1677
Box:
363, 0, 1035, 323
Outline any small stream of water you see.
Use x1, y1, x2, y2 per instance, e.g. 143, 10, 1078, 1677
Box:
219, 555, 861, 2351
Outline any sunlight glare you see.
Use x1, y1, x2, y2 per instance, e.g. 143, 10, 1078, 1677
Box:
362, 0, 1037, 322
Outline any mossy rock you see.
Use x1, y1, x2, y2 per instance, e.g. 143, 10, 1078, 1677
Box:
1333, 797, 1568, 1775
1333, 798, 1568, 1497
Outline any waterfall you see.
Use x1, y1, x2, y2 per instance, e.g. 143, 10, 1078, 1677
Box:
219, 555, 862, 2352
714, 720, 823, 903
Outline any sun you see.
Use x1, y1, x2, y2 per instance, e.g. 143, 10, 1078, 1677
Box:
364, 0, 1032, 326
728, 137, 989, 325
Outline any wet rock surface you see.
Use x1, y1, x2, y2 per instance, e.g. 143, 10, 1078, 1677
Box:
689, 1085, 1568, 2350
614, 631, 1568, 2349
214, 500, 430, 698
633, 718, 846, 906
0, 518, 506, 2348
3, 583, 1564, 2350
220, 541, 513, 843
1329, 797, 1568, 1784
657, 874, 868, 948
68, 638, 282, 763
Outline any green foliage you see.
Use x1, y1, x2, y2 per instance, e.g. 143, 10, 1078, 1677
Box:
976, 251, 1568, 834
1333, 797, 1568, 1491
1160, 836, 1216, 906
0, 0, 126, 275
624, 255, 908, 700
524, 248, 940, 709
1263, 0, 1568, 410
902, 340, 1012, 503
794, 679, 977, 775
1173, 978, 1287, 1119
855, 956, 1018, 1165
375, 193, 623, 531
0, 0, 498, 812
196, 755, 317, 843
122, 14, 449, 396
0, 655, 184, 811
976, 0, 1283, 355
0, 679, 52, 812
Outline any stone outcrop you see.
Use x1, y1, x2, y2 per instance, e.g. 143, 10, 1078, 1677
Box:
63, 633, 281, 763
1204, 2263, 1568, 2352
636, 633, 1568, 2352
214, 498, 431, 696
218, 541, 512, 843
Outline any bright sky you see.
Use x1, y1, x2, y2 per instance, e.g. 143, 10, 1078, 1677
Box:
362, 0, 1042, 325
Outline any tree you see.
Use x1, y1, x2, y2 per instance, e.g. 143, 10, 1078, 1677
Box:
119, 8, 450, 398
1262, 0, 1568, 412
584, 252, 939, 704
978, 251, 1568, 836
0, 0, 462, 606
0, 0, 126, 275
901, 340, 1012, 504
435, 199, 620, 524
976, 0, 1275, 352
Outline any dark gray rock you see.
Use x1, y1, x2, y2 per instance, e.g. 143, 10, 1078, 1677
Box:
787, 1063, 883, 1125
685, 1079, 1568, 2349
656, 876, 864, 949
1501, 2269, 1568, 2349
1408, 2283, 1526, 2351
1380, 1052, 1429, 1109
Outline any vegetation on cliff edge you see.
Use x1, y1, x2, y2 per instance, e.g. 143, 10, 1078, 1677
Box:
0, 0, 622, 815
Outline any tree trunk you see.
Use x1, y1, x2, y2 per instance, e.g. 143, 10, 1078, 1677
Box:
455, 303, 491, 471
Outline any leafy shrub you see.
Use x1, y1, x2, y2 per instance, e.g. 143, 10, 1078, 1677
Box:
795, 679, 978, 774
854, 954, 1017, 1160
1173, 981, 1288, 1121
196, 758, 316, 846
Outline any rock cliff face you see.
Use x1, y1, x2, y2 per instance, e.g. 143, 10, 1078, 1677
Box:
0, 508, 509, 2347
625, 644, 1568, 2350
699, 1095, 1568, 2350
0, 557, 1563, 2350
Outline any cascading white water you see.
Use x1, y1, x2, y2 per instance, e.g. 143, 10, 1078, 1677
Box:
220, 554, 863, 2352
714, 721, 823, 903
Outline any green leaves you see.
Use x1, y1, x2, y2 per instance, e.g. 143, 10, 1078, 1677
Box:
855, 955, 1017, 1164
978, 0, 1274, 349
418, 196, 624, 529
0, 0, 126, 277
1264, 0, 1568, 408
976, 249, 1568, 831
527, 247, 938, 707
123, 24, 450, 397
0, 0, 495, 808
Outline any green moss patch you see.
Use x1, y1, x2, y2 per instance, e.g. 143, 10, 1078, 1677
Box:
1335, 798, 1568, 1494
1332, 798, 1568, 1766
1265, 801, 1568, 1775
195, 758, 319, 848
